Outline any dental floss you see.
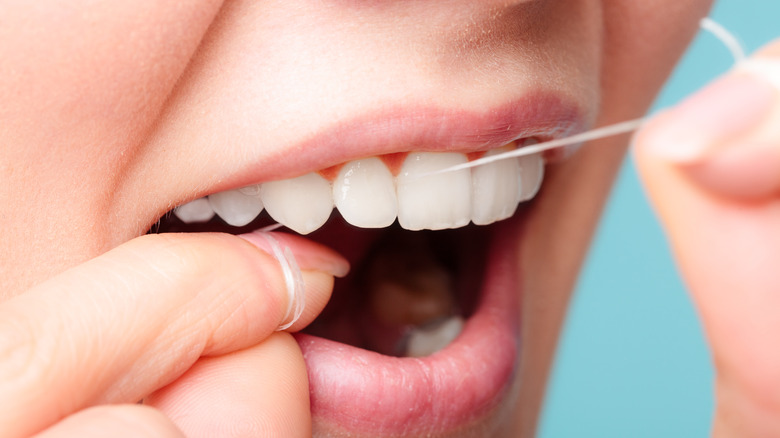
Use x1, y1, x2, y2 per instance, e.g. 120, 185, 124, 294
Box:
425, 118, 648, 175
255, 229, 306, 331
428, 17, 748, 176
260, 223, 284, 232
700, 17, 747, 64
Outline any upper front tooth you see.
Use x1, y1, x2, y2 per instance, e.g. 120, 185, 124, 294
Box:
518, 143, 545, 201
208, 185, 264, 227
333, 158, 397, 228
260, 172, 333, 234
397, 152, 471, 231
174, 198, 215, 224
471, 146, 522, 226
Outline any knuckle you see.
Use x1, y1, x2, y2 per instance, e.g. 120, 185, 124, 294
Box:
69, 405, 183, 438
721, 352, 780, 419
740, 368, 780, 413
128, 234, 276, 290
126, 234, 287, 341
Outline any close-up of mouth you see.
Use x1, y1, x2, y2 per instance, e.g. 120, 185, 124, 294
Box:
147, 96, 584, 436
2, 0, 737, 436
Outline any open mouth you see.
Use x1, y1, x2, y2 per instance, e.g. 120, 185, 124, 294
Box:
146, 98, 583, 436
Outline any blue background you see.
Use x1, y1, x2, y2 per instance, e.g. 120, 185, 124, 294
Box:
538, 2, 779, 437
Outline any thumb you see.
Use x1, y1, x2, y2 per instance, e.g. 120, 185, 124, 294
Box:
635, 41, 780, 437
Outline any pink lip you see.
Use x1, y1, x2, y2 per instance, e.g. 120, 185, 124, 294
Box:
229, 92, 583, 186
294, 216, 526, 435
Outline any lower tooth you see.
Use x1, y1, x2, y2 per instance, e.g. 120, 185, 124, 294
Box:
174, 198, 215, 224
404, 316, 465, 358
208, 186, 264, 227
260, 172, 334, 234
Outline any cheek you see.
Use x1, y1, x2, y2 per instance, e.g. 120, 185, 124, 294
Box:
598, 0, 715, 119
0, 1, 222, 193
0, 1, 225, 296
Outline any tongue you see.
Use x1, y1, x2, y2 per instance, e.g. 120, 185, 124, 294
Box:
357, 232, 460, 356
303, 226, 471, 357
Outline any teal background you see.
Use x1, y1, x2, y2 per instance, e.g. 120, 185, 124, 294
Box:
538, 2, 779, 437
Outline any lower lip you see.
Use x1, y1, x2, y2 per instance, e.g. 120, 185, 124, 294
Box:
294, 216, 524, 436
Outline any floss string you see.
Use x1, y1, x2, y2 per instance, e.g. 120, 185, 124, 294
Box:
255, 229, 306, 331
428, 17, 749, 176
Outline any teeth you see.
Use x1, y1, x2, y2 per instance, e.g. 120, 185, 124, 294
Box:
192, 144, 544, 233
471, 146, 522, 226
404, 316, 465, 357
397, 152, 471, 231
259, 172, 333, 234
174, 198, 215, 224
208, 185, 264, 227
237, 184, 262, 196
333, 158, 397, 228
518, 141, 545, 201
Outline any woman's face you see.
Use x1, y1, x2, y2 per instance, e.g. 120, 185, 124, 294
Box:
1, 1, 712, 436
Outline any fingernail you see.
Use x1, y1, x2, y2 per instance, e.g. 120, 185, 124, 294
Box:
238, 231, 350, 278
738, 58, 780, 94
641, 73, 776, 163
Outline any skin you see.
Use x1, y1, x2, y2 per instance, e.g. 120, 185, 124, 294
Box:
636, 41, 780, 437
6, 0, 776, 437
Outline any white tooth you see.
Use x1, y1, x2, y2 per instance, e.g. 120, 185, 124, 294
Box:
237, 184, 262, 196
260, 173, 333, 234
208, 185, 264, 227
174, 198, 215, 224
405, 316, 465, 358
397, 152, 471, 231
333, 158, 397, 228
471, 146, 522, 226
518, 146, 545, 202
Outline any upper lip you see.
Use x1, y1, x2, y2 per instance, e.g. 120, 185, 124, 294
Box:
196, 91, 583, 198
135, 90, 583, 243
121, 89, 584, 250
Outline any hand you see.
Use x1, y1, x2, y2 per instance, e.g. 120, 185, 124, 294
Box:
635, 41, 780, 436
0, 232, 347, 438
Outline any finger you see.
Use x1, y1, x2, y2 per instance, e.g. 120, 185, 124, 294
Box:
34, 405, 183, 438
0, 232, 347, 438
635, 41, 780, 437
145, 333, 311, 438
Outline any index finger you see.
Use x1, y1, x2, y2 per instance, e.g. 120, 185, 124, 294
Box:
635, 40, 780, 436
0, 232, 346, 438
